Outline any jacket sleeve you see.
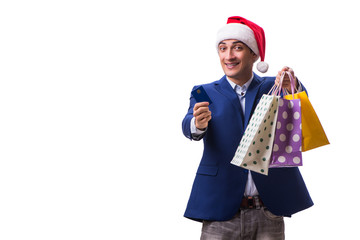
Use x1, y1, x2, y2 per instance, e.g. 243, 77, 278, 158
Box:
298, 78, 308, 95
286, 77, 308, 95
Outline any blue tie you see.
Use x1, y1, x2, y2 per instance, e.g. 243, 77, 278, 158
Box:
235, 85, 246, 116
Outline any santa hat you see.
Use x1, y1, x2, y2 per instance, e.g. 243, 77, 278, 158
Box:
216, 16, 269, 73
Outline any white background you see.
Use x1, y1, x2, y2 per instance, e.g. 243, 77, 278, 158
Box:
0, 0, 359, 239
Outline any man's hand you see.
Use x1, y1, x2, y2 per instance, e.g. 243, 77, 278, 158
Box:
193, 102, 212, 130
275, 66, 298, 92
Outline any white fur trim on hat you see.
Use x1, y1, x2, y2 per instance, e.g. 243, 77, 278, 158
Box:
257, 61, 269, 73
216, 23, 259, 56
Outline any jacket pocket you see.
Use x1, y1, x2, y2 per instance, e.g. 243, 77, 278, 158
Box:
196, 165, 219, 176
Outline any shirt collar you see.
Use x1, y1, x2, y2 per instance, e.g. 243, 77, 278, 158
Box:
226, 73, 254, 91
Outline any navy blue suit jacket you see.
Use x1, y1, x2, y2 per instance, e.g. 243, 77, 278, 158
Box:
182, 73, 313, 222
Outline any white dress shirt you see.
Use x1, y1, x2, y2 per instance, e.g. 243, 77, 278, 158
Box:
226, 75, 259, 197
190, 75, 259, 196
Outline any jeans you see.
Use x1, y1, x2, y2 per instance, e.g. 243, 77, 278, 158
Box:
200, 207, 285, 240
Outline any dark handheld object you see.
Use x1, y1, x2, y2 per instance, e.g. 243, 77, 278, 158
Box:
191, 86, 212, 104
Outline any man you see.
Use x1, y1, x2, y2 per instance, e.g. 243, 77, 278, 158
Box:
182, 16, 313, 239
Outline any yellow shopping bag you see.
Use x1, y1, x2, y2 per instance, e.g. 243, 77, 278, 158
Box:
284, 91, 329, 152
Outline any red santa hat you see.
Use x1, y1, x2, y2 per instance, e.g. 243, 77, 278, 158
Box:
216, 16, 269, 73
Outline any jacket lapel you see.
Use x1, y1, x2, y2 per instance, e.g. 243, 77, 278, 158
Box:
244, 74, 262, 128
215, 76, 244, 126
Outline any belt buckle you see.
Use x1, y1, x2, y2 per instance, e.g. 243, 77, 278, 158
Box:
247, 196, 254, 209
247, 196, 261, 209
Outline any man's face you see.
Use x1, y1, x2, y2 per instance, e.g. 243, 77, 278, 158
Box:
218, 39, 258, 82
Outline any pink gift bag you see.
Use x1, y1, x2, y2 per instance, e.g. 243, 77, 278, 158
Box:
270, 72, 303, 168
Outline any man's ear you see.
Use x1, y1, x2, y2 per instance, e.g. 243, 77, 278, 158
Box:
252, 53, 259, 63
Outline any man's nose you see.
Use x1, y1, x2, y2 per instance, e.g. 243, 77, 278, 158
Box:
225, 49, 235, 60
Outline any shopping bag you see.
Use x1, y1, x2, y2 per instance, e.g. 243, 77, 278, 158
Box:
284, 83, 329, 152
231, 94, 279, 175
270, 71, 302, 167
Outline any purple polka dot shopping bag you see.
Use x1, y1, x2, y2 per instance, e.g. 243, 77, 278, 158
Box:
270, 72, 302, 168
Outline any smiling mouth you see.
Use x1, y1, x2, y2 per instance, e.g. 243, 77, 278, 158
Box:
225, 63, 239, 69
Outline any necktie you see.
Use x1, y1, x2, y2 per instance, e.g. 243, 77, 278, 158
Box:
235, 85, 247, 116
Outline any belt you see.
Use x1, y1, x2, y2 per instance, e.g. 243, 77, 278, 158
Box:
240, 196, 264, 209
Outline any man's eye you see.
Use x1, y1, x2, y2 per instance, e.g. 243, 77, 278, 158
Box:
235, 46, 243, 50
219, 47, 226, 51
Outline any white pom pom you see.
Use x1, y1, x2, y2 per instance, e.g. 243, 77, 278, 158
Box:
257, 61, 269, 73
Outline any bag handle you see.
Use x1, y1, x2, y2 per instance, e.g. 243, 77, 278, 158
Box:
268, 71, 297, 98
286, 71, 296, 98
279, 71, 297, 98
286, 76, 303, 94
268, 82, 280, 95
268, 72, 284, 96
268, 71, 293, 96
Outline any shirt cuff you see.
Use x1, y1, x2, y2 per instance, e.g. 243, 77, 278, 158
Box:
190, 117, 207, 135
